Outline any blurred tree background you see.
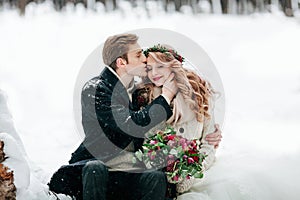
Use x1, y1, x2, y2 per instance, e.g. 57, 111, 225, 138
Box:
0, 0, 298, 17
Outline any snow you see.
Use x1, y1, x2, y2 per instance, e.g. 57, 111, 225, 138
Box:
0, 133, 30, 191
1, 2, 300, 199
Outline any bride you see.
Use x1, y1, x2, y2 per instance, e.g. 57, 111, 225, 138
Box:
140, 45, 262, 200
136, 44, 218, 197
141, 45, 300, 200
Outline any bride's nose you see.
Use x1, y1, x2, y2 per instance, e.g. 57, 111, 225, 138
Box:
152, 67, 158, 76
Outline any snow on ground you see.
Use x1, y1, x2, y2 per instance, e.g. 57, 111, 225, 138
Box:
1, 1, 300, 199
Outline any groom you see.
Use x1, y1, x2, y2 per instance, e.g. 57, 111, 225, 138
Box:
50, 33, 178, 200
74, 34, 178, 200
49, 33, 222, 200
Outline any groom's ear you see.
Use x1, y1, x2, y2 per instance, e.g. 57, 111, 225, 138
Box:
116, 57, 127, 69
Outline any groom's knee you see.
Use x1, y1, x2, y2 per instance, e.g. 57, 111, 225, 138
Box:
82, 160, 108, 199
82, 160, 108, 181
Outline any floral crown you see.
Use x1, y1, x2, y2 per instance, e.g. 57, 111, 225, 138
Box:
143, 44, 185, 63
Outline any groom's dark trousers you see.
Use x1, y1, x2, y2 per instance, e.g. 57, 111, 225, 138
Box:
82, 160, 167, 200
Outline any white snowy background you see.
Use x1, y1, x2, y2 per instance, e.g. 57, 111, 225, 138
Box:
1, 1, 300, 199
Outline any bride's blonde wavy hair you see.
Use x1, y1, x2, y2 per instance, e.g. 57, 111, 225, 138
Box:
145, 51, 213, 123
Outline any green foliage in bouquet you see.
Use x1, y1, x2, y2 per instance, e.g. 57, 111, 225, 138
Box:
133, 126, 206, 184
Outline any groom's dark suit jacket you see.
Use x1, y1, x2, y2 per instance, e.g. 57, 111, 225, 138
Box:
69, 67, 173, 164
49, 67, 173, 198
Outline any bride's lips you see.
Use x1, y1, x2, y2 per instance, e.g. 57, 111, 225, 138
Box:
152, 76, 162, 82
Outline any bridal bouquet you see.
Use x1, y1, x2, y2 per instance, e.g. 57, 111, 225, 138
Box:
133, 126, 206, 184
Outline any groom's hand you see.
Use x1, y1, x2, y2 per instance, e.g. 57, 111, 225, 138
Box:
205, 124, 222, 149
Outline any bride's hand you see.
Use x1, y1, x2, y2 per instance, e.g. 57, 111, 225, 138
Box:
205, 124, 222, 149
162, 73, 178, 101
176, 177, 195, 193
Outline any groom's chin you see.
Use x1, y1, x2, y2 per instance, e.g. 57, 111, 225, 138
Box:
141, 72, 147, 77
138, 71, 147, 77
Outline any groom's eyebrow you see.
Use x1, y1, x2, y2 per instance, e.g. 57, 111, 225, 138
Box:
128, 48, 142, 53
136, 49, 143, 55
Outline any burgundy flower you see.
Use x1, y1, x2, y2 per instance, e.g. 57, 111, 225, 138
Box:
190, 140, 197, 149
178, 56, 183, 62
188, 149, 199, 162
167, 159, 175, 167
173, 175, 179, 182
188, 149, 197, 155
137, 96, 145, 106
166, 166, 173, 172
193, 156, 199, 162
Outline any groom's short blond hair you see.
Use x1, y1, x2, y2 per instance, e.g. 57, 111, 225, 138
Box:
102, 33, 138, 70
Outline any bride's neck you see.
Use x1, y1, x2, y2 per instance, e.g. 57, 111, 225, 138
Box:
153, 86, 162, 98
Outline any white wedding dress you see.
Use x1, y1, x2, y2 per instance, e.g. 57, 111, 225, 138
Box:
176, 154, 256, 200
177, 148, 300, 200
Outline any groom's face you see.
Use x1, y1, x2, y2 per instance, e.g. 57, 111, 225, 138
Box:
124, 43, 147, 77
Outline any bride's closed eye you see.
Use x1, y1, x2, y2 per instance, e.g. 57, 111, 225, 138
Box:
147, 65, 164, 71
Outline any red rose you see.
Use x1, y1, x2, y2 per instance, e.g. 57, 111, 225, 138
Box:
193, 156, 199, 162
167, 135, 175, 140
190, 140, 197, 149
188, 149, 200, 162
188, 150, 197, 155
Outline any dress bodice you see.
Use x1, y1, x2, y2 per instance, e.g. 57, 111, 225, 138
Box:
168, 92, 204, 140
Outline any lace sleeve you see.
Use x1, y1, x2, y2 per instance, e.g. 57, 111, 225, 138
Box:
200, 96, 217, 170
176, 177, 195, 193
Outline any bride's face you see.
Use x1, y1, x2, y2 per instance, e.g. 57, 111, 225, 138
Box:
146, 56, 172, 87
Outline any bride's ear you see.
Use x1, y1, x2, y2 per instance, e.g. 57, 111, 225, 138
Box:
116, 57, 127, 68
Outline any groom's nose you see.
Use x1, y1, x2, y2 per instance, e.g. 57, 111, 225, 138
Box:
141, 54, 146, 63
